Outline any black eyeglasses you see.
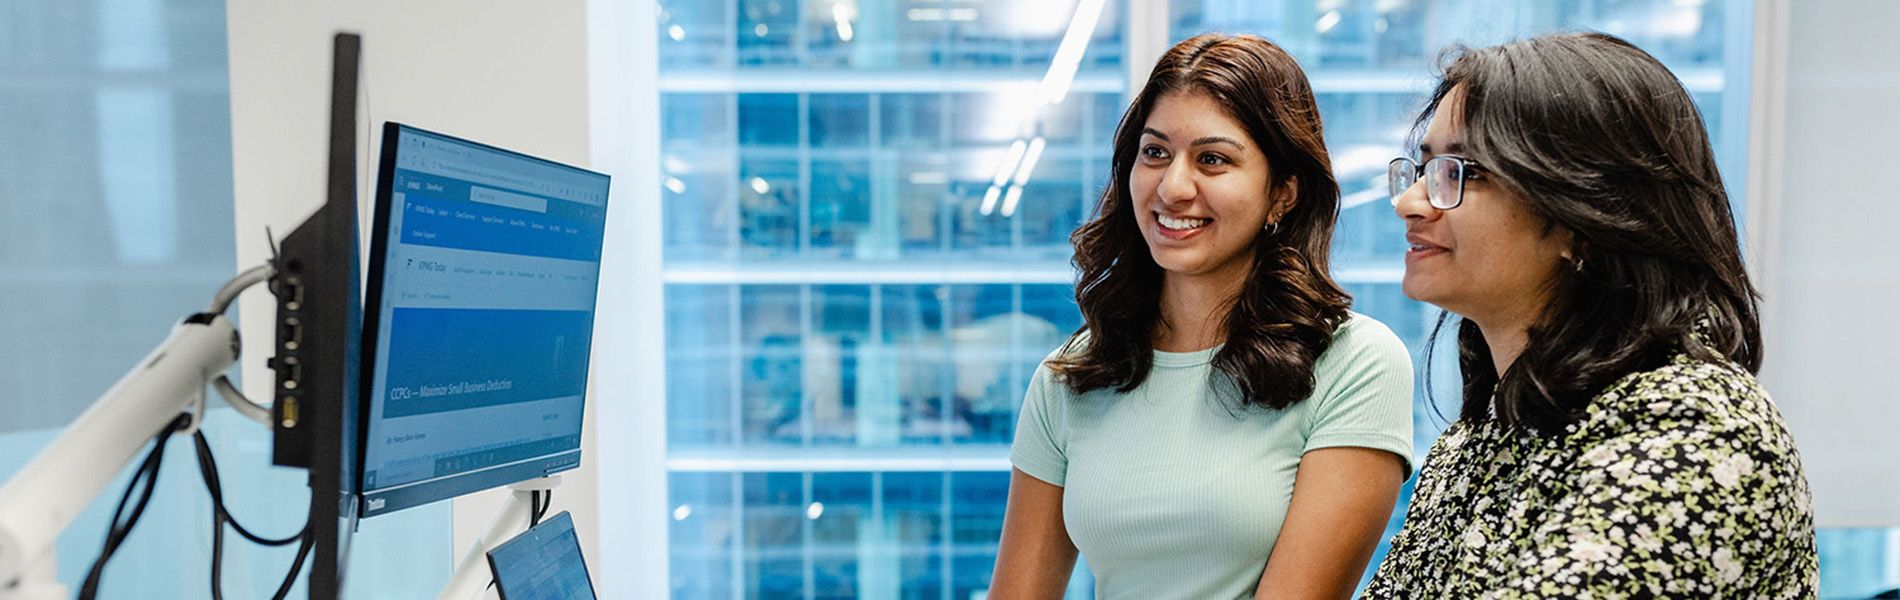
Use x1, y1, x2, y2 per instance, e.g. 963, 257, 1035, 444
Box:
1388, 156, 1485, 210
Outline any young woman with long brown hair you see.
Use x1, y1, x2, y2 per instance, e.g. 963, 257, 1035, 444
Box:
989, 34, 1415, 599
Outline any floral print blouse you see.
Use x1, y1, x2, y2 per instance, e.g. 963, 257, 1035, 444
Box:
1363, 352, 1817, 599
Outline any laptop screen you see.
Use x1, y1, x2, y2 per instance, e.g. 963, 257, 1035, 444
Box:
486, 511, 598, 600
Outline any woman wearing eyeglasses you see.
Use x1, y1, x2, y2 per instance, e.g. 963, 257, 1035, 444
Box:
988, 34, 1414, 599
1362, 33, 1817, 598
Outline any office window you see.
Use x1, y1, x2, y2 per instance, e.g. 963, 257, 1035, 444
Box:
654, 0, 1895, 597
0, 1, 448, 597
658, 1, 1119, 596
0, 0, 256, 596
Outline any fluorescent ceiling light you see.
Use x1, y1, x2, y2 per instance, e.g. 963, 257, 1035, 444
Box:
1316, 10, 1343, 34
1000, 185, 1026, 217
832, 3, 855, 42
990, 139, 1030, 187
979, 184, 1004, 216
1011, 137, 1047, 186
1036, 0, 1108, 105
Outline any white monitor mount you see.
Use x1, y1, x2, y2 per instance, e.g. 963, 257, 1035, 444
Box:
0, 265, 277, 600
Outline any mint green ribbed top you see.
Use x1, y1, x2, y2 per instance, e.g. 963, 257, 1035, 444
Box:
1010, 313, 1415, 599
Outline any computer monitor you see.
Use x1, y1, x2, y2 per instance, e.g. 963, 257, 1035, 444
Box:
486, 511, 599, 600
356, 122, 610, 517
270, 31, 365, 600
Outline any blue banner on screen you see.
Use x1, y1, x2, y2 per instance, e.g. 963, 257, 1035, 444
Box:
359, 122, 608, 518
381, 308, 592, 418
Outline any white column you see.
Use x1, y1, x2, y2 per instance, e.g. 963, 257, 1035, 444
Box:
587, 0, 672, 597
1747, 0, 1900, 528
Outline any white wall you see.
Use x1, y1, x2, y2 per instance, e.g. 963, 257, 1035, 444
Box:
1750, 0, 1900, 528
224, 0, 605, 589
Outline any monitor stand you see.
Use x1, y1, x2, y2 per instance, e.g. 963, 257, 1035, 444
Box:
436, 476, 564, 600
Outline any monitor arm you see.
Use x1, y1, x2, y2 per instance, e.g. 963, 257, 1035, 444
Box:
0, 265, 273, 599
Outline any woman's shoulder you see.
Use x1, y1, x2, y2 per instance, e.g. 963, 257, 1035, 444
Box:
1576, 353, 1791, 448
1029, 330, 1091, 385
1331, 311, 1399, 343
1313, 311, 1411, 371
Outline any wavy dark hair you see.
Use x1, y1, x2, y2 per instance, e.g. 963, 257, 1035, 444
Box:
1417, 32, 1763, 433
1049, 33, 1351, 411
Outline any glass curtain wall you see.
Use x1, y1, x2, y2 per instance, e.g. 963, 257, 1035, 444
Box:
658, 1, 1118, 598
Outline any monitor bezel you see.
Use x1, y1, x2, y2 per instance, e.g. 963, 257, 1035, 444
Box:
355, 121, 610, 519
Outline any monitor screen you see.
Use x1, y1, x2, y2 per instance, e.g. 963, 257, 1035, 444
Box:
486, 511, 599, 600
358, 122, 609, 517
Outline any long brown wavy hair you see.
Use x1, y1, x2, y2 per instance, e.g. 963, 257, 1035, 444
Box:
1049, 33, 1351, 411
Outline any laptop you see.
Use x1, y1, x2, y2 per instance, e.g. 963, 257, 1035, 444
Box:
486, 511, 599, 600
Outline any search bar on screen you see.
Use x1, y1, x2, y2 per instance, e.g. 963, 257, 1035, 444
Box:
469, 186, 548, 213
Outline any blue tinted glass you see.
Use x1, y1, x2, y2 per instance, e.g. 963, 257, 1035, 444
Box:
740, 285, 804, 445
949, 179, 1012, 255
950, 472, 1010, 599
741, 472, 805, 597
879, 93, 945, 149
808, 159, 873, 255
1318, 92, 1425, 267
738, 94, 800, 146
736, 0, 798, 66
1819, 529, 1900, 597
661, 146, 738, 261
884, 472, 946, 597
669, 472, 736, 599
1345, 283, 1428, 350
810, 285, 871, 445
895, 154, 951, 256
810, 94, 870, 147
1013, 155, 1087, 258
1021, 284, 1082, 337
657, 0, 730, 69
880, 285, 951, 445
946, 285, 1018, 444
667, 285, 736, 447
663, 93, 732, 145
811, 472, 872, 598
739, 155, 800, 257
654, 2, 1213, 598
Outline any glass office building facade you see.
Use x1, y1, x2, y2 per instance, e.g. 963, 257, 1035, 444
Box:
652, 1, 1891, 597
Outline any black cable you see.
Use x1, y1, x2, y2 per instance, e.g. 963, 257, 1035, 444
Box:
193, 431, 302, 546
78, 414, 189, 600
270, 529, 315, 600
531, 489, 553, 526
529, 491, 540, 526
192, 429, 308, 599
